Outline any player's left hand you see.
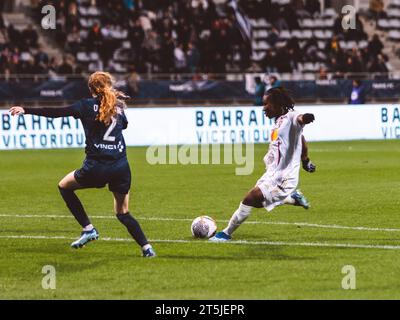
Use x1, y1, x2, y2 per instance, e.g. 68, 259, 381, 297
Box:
302, 113, 315, 124
302, 158, 316, 173
9, 106, 25, 116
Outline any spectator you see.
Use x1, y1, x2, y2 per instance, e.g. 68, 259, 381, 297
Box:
21, 24, 39, 50
282, 4, 300, 30
0, 13, 6, 40
126, 65, 139, 98
254, 76, 266, 106
348, 79, 366, 104
123, 0, 135, 11
58, 56, 74, 75
66, 25, 81, 54
187, 42, 200, 73
266, 27, 280, 47
34, 45, 49, 70
368, 34, 384, 58
142, 30, 162, 72
267, 75, 281, 90
368, 54, 388, 73
368, 0, 386, 20
304, 0, 320, 16
87, 23, 103, 51
345, 56, 363, 73
318, 67, 328, 80
174, 43, 187, 73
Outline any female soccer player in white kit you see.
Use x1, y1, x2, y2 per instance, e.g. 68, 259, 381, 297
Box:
210, 87, 315, 241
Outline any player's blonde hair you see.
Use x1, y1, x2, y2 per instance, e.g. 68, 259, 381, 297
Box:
88, 71, 127, 125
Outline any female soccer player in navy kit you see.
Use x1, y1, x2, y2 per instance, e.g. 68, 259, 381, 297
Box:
9, 72, 156, 257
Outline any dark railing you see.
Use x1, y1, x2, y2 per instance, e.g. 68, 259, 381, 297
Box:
0, 73, 399, 107
0, 72, 397, 81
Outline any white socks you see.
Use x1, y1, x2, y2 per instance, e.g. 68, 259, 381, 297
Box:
283, 195, 296, 205
83, 224, 94, 231
142, 244, 152, 251
223, 202, 253, 236
273, 195, 296, 208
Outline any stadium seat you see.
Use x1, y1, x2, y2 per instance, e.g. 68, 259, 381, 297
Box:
389, 30, 400, 41
303, 73, 315, 80
377, 19, 390, 30
280, 30, 291, 39
323, 8, 337, 18
301, 19, 314, 29
90, 52, 100, 61
251, 52, 266, 62
323, 19, 335, 28
87, 6, 101, 16
389, 19, 400, 29
77, 52, 90, 62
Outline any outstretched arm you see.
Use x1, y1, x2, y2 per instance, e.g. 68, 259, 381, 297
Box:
301, 135, 316, 173
297, 113, 315, 126
9, 104, 81, 119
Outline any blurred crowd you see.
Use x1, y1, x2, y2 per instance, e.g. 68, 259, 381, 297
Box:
36, 0, 251, 74
0, 7, 80, 77
0, 0, 392, 78
254, 1, 389, 77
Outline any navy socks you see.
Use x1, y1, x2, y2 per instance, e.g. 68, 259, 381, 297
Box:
116, 212, 149, 247
58, 186, 91, 228
58, 187, 148, 247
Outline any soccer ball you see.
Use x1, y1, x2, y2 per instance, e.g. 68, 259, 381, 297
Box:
191, 216, 217, 239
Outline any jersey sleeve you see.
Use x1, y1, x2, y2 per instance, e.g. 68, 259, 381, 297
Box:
25, 101, 83, 119
121, 111, 128, 129
290, 111, 304, 131
116, 106, 128, 129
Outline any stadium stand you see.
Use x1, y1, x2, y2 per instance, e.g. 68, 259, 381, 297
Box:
0, 0, 400, 105
29, 0, 387, 78
0, 0, 393, 78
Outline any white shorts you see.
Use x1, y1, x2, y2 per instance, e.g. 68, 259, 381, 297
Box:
255, 173, 298, 212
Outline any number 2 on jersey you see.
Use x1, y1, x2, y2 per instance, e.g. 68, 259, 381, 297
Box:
103, 118, 117, 142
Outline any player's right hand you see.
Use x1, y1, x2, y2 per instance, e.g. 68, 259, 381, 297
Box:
9, 106, 25, 116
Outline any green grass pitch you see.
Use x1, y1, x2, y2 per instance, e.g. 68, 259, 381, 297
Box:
1, 140, 400, 299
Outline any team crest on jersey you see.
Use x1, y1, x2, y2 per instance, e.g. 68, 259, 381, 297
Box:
271, 129, 278, 141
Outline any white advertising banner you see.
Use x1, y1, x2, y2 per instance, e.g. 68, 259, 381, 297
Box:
0, 104, 399, 150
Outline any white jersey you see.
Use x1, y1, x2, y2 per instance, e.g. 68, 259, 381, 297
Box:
263, 110, 304, 186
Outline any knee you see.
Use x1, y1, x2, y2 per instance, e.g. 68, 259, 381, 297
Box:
58, 184, 68, 195
58, 184, 73, 195
243, 188, 264, 208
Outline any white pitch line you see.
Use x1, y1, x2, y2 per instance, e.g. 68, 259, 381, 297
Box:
1, 214, 400, 233
0, 234, 399, 250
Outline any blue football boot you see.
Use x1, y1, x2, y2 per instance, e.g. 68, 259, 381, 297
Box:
209, 231, 232, 242
71, 228, 99, 249
291, 190, 310, 209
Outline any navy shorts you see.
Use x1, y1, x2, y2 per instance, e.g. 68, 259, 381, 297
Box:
74, 157, 131, 194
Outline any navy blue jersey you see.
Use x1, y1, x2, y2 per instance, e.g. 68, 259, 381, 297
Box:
70, 98, 128, 160
25, 98, 128, 160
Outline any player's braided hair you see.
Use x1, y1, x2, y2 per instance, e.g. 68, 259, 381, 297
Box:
88, 72, 128, 125
265, 87, 295, 113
